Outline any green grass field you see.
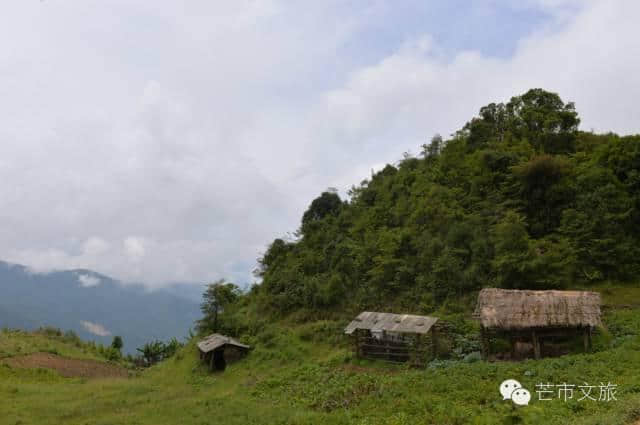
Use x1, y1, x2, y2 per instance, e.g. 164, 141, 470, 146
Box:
2, 287, 640, 425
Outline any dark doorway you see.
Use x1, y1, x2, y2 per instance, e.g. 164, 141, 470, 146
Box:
213, 349, 226, 371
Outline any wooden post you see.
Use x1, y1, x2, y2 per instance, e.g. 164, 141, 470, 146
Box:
410, 334, 417, 366
510, 336, 516, 360
431, 327, 438, 360
209, 352, 214, 370
480, 328, 488, 360
532, 330, 541, 360
383, 331, 391, 361
583, 327, 592, 352
354, 330, 360, 358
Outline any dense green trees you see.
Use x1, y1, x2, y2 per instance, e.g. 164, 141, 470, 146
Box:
197, 280, 241, 333
111, 335, 123, 352
301, 190, 344, 235
254, 88, 639, 315
462, 88, 579, 154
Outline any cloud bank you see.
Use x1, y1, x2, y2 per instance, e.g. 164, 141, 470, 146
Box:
0, 1, 638, 287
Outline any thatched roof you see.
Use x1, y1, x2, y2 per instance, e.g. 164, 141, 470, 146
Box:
473, 288, 602, 330
197, 334, 250, 354
344, 311, 438, 335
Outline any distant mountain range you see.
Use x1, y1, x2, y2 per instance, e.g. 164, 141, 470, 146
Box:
0, 261, 202, 353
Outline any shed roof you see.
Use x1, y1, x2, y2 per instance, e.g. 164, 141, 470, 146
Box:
473, 288, 602, 330
344, 311, 438, 335
197, 333, 250, 353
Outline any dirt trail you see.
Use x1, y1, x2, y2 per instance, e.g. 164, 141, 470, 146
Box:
4, 352, 130, 378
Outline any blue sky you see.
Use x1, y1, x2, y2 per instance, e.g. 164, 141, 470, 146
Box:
340, 1, 550, 59
0, 1, 638, 288
218, 1, 559, 99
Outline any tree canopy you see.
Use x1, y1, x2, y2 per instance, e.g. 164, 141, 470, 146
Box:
250, 88, 640, 315
197, 280, 241, 333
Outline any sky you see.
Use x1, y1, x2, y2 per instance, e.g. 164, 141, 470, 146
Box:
0, 0, 639, 289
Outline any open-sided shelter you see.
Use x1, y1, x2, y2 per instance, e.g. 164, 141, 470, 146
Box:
473, 288, 602, 360
197, 333, 250, 371
344, 311, 439, 365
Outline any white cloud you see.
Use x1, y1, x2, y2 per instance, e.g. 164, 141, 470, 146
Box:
82, 237, 110, 256
124, 237, 146, 262
80, 320, 111, 337
0, 1, 638, 287
77, 274, 101, 288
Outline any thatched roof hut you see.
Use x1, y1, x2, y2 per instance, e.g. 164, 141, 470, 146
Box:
473, 288, 602, 330
473, 288, 602, 359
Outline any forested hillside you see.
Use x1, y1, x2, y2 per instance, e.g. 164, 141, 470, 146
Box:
253, 89, 640, 317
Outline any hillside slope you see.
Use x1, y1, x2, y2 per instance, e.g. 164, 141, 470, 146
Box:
256, 89, 640, 316
2, 286, 640, 424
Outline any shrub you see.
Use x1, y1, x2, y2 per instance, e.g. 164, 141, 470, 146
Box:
104, 347, 121, 362
462, 351, 482, 363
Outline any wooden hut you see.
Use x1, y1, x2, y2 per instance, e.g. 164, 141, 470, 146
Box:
473, 288, 602, 360
197, 334, 250, 371
344, 312, 439, 366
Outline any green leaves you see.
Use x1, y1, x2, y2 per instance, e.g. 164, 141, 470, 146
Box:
198, 280, 242, 333
135, 338, 183, 366
253, 89, 640, 315
462, 88, 579, 154
111, 335, 123, 351
301, 191, 344, 235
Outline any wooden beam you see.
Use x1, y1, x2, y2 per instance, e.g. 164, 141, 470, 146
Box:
510, 336, 516, 360
383, 330, 390, 361
431, 327, 438, 360
583, 327, 592, 352
480, 328, 489, 360
532, 330, 541, 360
411, 334, 419, 366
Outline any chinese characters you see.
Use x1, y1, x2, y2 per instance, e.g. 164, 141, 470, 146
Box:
535, 382, 617, 402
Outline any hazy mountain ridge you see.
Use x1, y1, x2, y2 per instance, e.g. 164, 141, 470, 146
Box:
0, 261, 200, 353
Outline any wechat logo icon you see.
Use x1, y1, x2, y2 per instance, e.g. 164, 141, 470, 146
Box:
500, 379, 531, 406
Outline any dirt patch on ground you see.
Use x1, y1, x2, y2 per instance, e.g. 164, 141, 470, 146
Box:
3, 352, 130, 378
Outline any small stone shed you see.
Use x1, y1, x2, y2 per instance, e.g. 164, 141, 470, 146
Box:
473, 288, 602, 360
197, 333, 250, 371
344, 311, 439, 365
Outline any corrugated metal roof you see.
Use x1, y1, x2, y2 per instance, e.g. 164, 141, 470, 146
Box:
197, 333, 250, 353
344, 311, 438, 335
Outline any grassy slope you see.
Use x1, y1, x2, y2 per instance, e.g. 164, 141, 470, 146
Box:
2, 288, 640, 425
0, 330, 111, 362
